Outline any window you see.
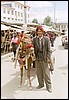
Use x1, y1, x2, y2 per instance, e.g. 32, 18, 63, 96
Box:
7, 10, 10, 14
15, 11, 17, 16
28, 14, 29, 18
18, 12, 20, 16
18, 4, 19, 8
18, 19, 20, 21
3, 17, 6, 19
56, 25, 58, 28
21, 13, 23, 17
21, 19, 23, 21
59, 25, 60, 28
28, 8, 29, 11
64, 25, 66, 28
8, 18, 10, 20
4, 3, 12, 7
15, 3, 17, 7
12, 18, 14, 20
61, 25, 63, 29
11, 10, 14, 15
21, 6, 22, 9
15, 19, 17, 21
3, 8, 6, 13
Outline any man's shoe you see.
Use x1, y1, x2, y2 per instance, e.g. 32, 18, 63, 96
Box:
36, 85, 44, 89
47, 88, 52, 93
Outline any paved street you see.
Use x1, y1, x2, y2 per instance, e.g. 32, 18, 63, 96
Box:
1, 36, 68, 99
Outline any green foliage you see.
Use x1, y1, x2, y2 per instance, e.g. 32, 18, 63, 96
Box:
43, 16, 52, 26
32, 18, 38, 24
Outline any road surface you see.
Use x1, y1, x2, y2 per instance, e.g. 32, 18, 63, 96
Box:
1, 36, 68, 99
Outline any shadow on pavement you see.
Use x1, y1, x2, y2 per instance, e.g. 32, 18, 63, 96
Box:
1, 67, 47, 99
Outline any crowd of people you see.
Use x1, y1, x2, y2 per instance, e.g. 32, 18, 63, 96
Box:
1, 30, 15, 54
1, 29, 56, 55
1, 30, 35, 54
44, 31, 57, 47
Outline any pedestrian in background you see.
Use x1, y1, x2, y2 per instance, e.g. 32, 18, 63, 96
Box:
32, 26, 52, 92
11, 32, 18, 61
50, 32, 55, 47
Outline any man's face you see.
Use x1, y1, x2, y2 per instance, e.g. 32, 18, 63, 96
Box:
37, 29, 43, 37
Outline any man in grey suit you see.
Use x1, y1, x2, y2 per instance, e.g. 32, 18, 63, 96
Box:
32, 26, 52, 93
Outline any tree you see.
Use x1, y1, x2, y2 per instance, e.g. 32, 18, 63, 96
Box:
43, 16, 52, 26
32, 18, 38, 24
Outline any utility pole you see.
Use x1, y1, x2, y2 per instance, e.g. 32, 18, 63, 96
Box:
54, 2, 56, 29
54, 2, 56, 24
24, 1, 27, 24
23, 1, 27, 31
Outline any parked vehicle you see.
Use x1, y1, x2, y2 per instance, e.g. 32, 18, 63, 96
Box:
64, 35, 68, 49
61, 31, 68, 49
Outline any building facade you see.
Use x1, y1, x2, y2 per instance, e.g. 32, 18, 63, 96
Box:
55, 22, 68, 33
1, 1, 31, 25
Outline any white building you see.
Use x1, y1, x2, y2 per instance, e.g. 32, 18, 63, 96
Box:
55, 22, 68, 33
1, 1, 31, 25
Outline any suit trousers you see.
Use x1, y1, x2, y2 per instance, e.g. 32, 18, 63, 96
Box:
36, 60, 52, 89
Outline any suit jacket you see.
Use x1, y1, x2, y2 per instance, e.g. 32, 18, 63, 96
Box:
32, 36, 51, 62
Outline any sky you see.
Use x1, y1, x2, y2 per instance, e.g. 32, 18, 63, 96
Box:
26, 1, 68, 23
